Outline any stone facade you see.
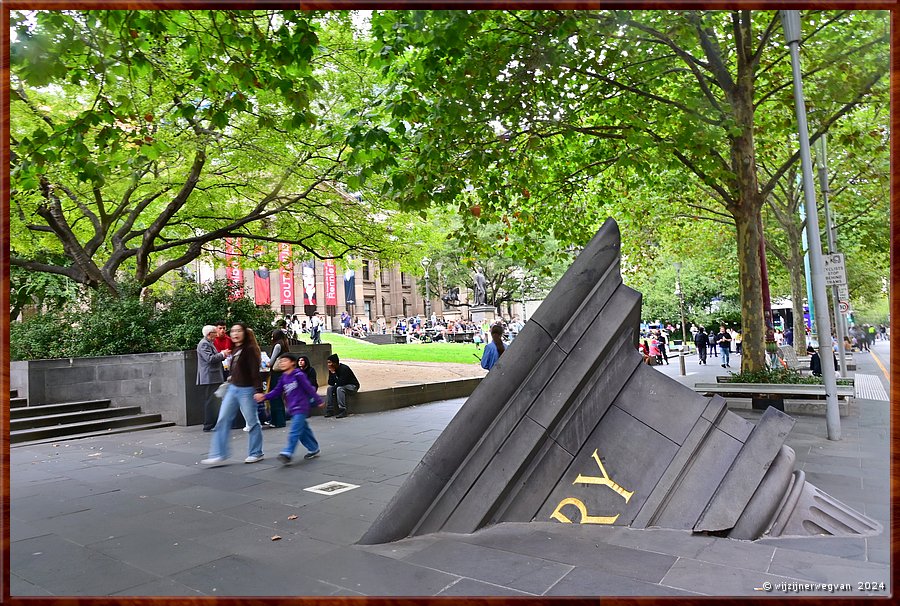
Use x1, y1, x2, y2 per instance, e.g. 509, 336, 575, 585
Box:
215, 259, 448, 330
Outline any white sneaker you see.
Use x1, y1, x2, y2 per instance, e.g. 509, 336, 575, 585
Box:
244, 454, 264, 464
201, 457, 225, 465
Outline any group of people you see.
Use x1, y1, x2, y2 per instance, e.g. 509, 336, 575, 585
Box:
692, 325, 739, 368
638, 330, 671, 366
195, 321, 360, 467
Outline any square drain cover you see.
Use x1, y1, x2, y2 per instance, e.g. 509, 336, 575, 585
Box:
304, 481, 360, 496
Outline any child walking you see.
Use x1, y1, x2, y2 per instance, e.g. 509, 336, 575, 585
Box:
254, 353, 324, 464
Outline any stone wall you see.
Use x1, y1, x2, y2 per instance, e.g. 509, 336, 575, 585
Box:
10, 344, 333, 426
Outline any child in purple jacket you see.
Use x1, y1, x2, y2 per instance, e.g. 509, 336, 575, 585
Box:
255, 353, 324, 464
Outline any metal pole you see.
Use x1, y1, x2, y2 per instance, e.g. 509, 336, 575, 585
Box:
816, 135, 848, 377
781, 10, 841, 440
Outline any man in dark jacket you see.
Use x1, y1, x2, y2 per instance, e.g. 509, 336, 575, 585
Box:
693, 326, 708, 365
325, 353, 360, 418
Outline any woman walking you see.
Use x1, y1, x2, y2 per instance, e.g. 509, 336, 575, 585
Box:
203, 323, 265, 465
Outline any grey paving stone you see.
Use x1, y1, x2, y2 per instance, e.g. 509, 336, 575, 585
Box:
299, 548, 460, 595
110, 577, 206, 596
401, 539, 572, 595
756, 537, 867, 561
11, 534, 157, 596
660, 558, 809, 596
135, 505, 247, 540
9, 573, 55, 596
767, 548, 890, 586
39, 509, 151, 547
866, 535, 890, 565
691, 538, 776, 572
437, 577, 533, 596
356, 535, 442, 561
13, 479, 116, 502
71, 490, 176, 517
88, 474, 193, 497
471, 527, 677, 584
89, 529, 233, 577
9, 518, 53, 542
286, 508, 372, 545
193, 521, 337, 563
237, 481, 327, 508
155, 485, 260, 512
171, 554, 333, 596
546, 566, 698, 596
315, 495, 386, 522
600, 527, 718, 560
217, 498, 303, 525
10, 493, 93, 522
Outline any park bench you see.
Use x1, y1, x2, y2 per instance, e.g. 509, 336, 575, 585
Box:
393, 332, 409, 344
779, 345, 855, 372
694, 381, 855, 416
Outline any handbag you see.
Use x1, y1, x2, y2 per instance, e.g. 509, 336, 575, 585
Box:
214, 382, 229, 399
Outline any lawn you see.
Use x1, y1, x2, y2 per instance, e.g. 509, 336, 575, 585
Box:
313, 332, 484, 364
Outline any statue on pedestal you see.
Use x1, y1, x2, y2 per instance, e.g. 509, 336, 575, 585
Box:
473, 269, 487, 306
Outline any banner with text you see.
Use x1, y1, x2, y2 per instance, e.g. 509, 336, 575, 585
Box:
278, 243, 294, 306
324, 261, 338, 306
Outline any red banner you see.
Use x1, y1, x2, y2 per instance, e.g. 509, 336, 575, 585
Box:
324, 261, 337, 306
254, 268, 271, 305
225, 237, 244, 299
278, 243, 294, 306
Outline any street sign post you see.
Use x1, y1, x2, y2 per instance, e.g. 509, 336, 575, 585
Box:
823, 253, 847, 286
839, 300, 850, 314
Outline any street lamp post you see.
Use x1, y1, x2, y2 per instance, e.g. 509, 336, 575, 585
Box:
674, 262, 687, 377
816, 135, 848, 377
421, 257, 432, 324
782, 10, 841, 440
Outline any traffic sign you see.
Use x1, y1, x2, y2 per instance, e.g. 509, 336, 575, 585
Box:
838, 283, 849, 300
823, 253, 847, 286
839, 300, 850, 314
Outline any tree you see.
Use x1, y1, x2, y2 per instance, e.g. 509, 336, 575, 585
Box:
358, 9, 888, 371
10, 10, 412, 297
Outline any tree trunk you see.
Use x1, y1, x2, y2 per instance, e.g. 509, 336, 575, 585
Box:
785, 224, 809, 356
729, 69, 767, 372
733, 209, 766, 371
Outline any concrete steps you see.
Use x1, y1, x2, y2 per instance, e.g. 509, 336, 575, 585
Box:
12, 421, 177, 448
11, 405, 143, 430
9, 391, 174, 446
10, 399, 113, 419
12, 414, 175, 444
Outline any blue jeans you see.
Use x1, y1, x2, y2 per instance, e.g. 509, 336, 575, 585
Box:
721, 347, 731, 366
282, 412, 319, 457
208, 385, 263, 460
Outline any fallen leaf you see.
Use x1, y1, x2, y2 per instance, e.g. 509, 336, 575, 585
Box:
287, 515, 298, 520
271, 535, 282, 541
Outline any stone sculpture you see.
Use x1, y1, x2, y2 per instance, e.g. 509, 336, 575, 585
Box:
359, 219, 879, 545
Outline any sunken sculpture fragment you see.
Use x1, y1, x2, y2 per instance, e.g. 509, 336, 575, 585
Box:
359, 219, 879, 545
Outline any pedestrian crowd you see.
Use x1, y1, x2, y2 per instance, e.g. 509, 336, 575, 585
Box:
195, 321, 360, 467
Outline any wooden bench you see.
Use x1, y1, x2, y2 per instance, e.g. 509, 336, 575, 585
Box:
694, 382, 855, 416
779, 345, 855, 372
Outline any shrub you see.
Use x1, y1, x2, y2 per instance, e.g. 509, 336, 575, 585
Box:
10, 280, 277, 360
725, 367, 853, 386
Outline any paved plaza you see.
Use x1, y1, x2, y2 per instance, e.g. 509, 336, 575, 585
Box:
7, 339, 892, 597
